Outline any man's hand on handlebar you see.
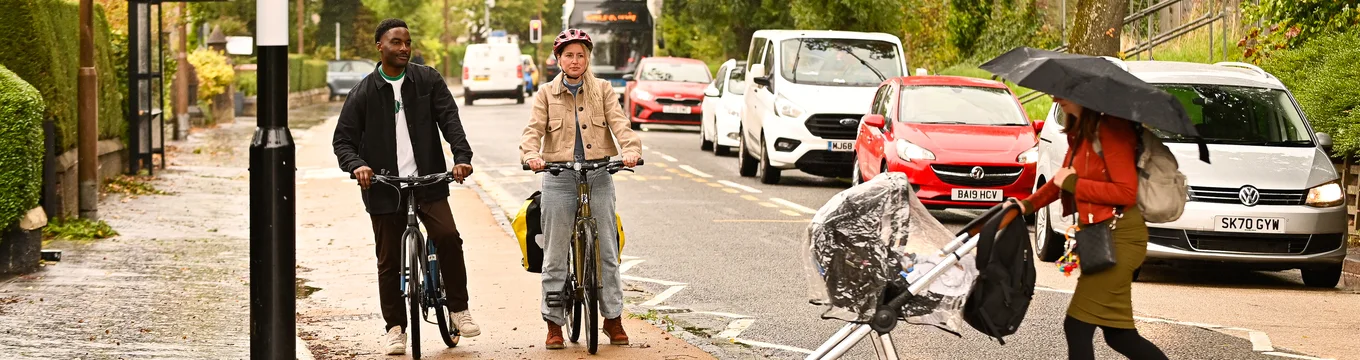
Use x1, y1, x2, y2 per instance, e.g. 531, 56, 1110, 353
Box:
451, 163, 474, 184
622, 153, 641, 168
353, 166, 374, 189
526, 158, 546, 172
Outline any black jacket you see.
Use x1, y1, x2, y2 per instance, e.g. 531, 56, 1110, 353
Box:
332, 62, 474, 215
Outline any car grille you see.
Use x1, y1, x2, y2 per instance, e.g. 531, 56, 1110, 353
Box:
805, 114, 862, 140
1184, 230, 1310, 254
646, 112, 701, 122
930, 165, 1023, 187
795, 150, 855, 177
656, 98, 701, 106
1190, 186, 1306, 206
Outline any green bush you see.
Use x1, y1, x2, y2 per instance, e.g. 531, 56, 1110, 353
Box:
0, 0, 127, 153
0, 65, 46, 230
286, 55, 328, 92
1262, 30, 1360, 156
236, 70, 258, 97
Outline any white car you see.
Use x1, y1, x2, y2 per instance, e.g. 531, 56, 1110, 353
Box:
462, 43, 525, 105
701, 59, 746, 156
1032, 60, 1348, 288
739, 30, 907, 184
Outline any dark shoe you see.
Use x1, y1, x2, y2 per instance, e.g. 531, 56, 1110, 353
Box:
603, 317, 629, 345
545, 321, 565, 350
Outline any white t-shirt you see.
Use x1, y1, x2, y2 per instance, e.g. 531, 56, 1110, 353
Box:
383, 70, 418, 177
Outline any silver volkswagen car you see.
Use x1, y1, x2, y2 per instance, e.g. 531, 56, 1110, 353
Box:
1032, 60, 1348, 288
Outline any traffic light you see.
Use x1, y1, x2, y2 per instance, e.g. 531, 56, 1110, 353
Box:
529, 19, 542, 44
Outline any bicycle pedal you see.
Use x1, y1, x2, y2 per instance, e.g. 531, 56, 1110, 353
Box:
545, 291, 566, 308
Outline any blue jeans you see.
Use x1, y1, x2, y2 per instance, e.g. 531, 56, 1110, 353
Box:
540, 167, 623, 325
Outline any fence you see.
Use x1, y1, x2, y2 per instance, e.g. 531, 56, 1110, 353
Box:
1335, 158, 1360, 238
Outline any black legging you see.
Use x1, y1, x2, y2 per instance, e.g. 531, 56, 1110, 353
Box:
1064, 316, 1169, 360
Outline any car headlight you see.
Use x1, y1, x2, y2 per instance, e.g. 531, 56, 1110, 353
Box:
633, 89, 655, 102
1017, 145, 1039, 164
896, 139, 936, 162
775, 94, 804, 118
1306, 181, 1344, 207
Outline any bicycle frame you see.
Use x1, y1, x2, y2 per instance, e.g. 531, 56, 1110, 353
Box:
571, 169, 602, 294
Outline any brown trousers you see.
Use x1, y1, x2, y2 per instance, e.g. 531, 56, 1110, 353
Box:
370, 198, 468, 332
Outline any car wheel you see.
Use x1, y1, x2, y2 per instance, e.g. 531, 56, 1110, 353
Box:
700, 120, 714, 151
516, 86, 526, 104
1302, 264, 1343, 288
714, 144, 731, 156
851, 159, 863, 186
1034, 206, 1064, 263
737, 128, 757, 177
757, 135, 781, 185
464, 95, 473, 106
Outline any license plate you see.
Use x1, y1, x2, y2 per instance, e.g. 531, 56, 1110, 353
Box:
951, 189, 1002, 202
663, 105, 691, 114
1215, 216, 1285, 233
827, 140, 854, 152
473, 75, 489, 81
610, 78, 629, 87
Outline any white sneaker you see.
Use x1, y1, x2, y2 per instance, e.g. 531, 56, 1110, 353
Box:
450, 310, 481, 337
384, 327, 406, 355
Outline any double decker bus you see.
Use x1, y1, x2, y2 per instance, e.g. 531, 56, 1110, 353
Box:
563, 0, 655, 101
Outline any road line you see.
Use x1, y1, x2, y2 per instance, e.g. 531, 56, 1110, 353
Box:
1262, 352, 1332, 360
715, 318, 756, 339
619, 259, 645, 274
678, 165, 713, 178
694, 311, 752, 319
1250, 331, 1274, 352
733, 338, 815, 355
661, 154, 679, 162
706, 183, 724, 188
640, 285, 686, 307
631, 175, 646, 181
713, 219, 810, 223
717, 180, 761, 193
759, 202, 777, 208
780, 209, 802, 216
620, 255, 641, 260
722, 188, 740, 194
1036, 286, 1075, 294
666, 168, 681, 173
621, 275, 686, 287
740, 195, 760, 201
677, 173, 693, 178
771, 198, 818, 214
657, 176, 672, 180
653, 162, 668, 168
692, 178, 709, 183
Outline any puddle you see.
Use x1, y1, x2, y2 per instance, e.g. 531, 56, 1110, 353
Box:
296, 277, 321, 299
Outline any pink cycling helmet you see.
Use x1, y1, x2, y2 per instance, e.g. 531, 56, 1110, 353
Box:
553, 28, 593, 56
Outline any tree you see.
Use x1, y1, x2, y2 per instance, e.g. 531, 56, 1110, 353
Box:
1067, 0, 1129, 56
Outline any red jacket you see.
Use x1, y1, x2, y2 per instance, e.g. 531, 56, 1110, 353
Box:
1023, 116, 1139, 225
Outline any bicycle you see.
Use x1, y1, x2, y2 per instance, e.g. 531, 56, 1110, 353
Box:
524, 159, 643, 354
369, 171, 463, 358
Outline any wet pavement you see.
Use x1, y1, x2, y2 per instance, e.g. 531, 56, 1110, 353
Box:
0, 103, 338, 359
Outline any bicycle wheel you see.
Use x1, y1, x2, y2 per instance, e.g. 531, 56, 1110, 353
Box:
568, 286, 582, 343
427, 240, 460, 348
407, 234, 423, 358
582, 229, 600, 355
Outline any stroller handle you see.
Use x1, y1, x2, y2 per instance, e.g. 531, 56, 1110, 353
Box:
956, 202, 1021, 238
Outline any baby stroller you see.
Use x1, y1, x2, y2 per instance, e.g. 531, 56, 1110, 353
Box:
803, 173, 1021, 360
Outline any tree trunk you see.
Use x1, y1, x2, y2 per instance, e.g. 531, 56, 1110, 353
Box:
1068, 0, 1130, 56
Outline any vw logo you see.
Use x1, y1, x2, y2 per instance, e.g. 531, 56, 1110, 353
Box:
839, 118, 858, 127
969, 166, 986, 180
1239, 185, 1260, 206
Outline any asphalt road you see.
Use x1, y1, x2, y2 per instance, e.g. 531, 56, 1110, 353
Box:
454, 97, 1355, 360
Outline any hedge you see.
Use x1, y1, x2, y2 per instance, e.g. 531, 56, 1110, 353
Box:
0, 66, 46, 230
0, 0, 127, 153
287, 55, 328, 93
1262, 30, 1360, 156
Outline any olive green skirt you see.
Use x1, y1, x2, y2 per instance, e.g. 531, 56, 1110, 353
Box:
1069, 207, 1148, 329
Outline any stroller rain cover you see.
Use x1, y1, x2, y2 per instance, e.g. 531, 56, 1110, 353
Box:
804, 172, 979, 336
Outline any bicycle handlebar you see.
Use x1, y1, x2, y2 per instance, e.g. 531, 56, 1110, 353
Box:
522, 159, 644, 174
349, 171, 455, 188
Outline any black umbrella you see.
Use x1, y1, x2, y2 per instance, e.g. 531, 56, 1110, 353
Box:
980, 47, 1209, 162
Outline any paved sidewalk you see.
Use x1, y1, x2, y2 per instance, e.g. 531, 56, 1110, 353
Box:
293, 115, 714, 359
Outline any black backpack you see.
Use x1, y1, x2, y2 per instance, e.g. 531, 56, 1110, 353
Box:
962, 203, 1037, 344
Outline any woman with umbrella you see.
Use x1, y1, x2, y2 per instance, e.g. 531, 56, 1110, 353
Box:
981, 47, 1198, 360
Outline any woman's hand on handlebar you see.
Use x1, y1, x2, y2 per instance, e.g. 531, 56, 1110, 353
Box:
622, 153, 641, 168
526, 158, 546, 172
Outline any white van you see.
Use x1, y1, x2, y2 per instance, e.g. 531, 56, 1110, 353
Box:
1032, 60, 1349, 288
739, 30, 907, 184
462, 43, 525, 105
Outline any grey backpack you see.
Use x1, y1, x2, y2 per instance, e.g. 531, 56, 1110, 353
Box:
1093, 126, 1188, 223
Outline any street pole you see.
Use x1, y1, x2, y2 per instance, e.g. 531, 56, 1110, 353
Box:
175, 3, 190, 141
296, 0, 305, 54
443, 0, 450, 76
77, 0, 98, 220
335, 22, 340, 60
251, 0, 296, 358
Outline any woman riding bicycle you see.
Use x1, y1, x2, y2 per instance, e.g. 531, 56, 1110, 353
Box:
520, 28, 642, 350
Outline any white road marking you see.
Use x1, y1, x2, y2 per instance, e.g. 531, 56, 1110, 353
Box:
1036, 286, 1075, 294
621, 275, 686, 287
640, 285, 686, 307
733, 338, 815, 355
678, 165, 713, 178
694, 311, 752, 319
1250, 331, 1274, 352
1262, 352, 1333, 360
661, 154, 679, 162
620, 255, 641, 260
771, 198, 818, 214
715, 318, 755, 339
619, 259, 645, 274
718, 180, 762, 193
780, 209, 802, 216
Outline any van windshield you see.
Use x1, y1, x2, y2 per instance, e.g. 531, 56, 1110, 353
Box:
779, 38, 902, 87
1151, 85, 1313, 147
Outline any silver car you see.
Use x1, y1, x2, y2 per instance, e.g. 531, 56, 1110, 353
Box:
1032, 60, 1348, 288
327, 59, 375, 99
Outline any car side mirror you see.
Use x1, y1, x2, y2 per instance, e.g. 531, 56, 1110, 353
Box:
749, 64, 771, 88
1317, 132, 1333, 152
862, 114, 885, 128
704, 86, 720, 97
1032, 119, 1045, 133
622, 73, 634, 81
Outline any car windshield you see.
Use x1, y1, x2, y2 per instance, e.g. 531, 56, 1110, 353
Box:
727, 67, 746, 95
638, 62, 710, 83
779, 38, 902, 87
1150, 85, 1313, 146
898, 86, 1028, 126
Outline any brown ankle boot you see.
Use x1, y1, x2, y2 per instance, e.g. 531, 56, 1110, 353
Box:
545, 321, 565, 350
603, 317, 629, 345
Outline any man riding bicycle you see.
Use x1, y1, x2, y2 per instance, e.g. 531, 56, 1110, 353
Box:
332, 18, 480, 355
520, 28, 642, 350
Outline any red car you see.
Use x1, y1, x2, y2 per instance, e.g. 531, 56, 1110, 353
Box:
622, 57, 712, 129
852, 75, 1043, 209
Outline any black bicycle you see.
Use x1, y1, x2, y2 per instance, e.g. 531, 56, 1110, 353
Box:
370, 172, 462, 358
524, 159, 642, 354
